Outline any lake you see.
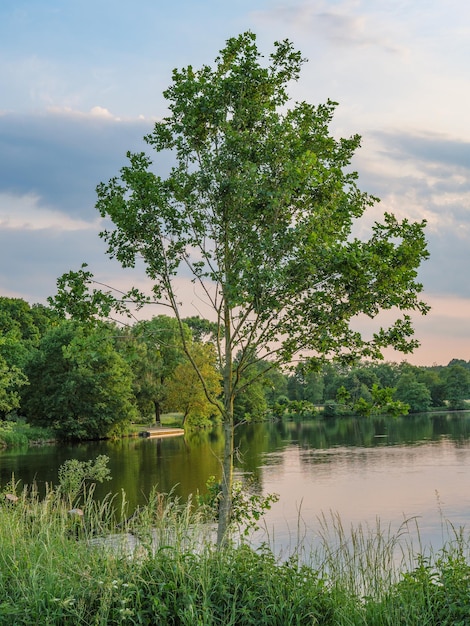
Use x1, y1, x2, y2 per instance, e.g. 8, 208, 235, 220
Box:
1, 412, 470, 555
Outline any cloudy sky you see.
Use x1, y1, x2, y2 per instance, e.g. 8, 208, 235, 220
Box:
1, 0, 469, 366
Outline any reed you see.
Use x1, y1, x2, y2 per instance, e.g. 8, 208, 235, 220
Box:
1, 476, 470, 624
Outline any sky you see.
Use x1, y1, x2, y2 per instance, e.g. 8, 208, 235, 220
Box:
1, 0, 470, 366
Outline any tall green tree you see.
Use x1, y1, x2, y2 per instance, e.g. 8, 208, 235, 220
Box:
395, 372, 432, 413
164, 342, 222, 427
288, 363, 324, 405
0, 352, 28, 416
411, 366, 446, 407
125, 316, 191, 423
263, 366, 289, 407
0, 297, 41, 346
0, 298, 58, 416
0, 298, 58, 370
57, 33, 428, 542
22, 321, 138, 440
443, 364, 470, 410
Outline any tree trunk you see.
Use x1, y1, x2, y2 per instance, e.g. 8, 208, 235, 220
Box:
217, 294, 234, 546
217, 415, 234, 545
154, 401, 161, 426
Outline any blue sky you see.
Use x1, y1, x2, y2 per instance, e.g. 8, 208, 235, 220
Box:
1, 0, 470, 365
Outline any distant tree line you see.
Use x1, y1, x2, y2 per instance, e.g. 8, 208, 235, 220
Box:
284, 359, 470, 417
1, 296, 469, 441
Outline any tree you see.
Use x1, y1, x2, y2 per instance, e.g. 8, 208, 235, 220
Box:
182, 316, 218, 343
0, 353, 28, 416
164, 342, 222, 427
57, 32, 428, 542
0, 297, 41, 346
341, 371, 374, 405
0, 298, 58, 416
233, 375, 268, 423
287, 363, 324, 405
368, 362, 401, 389
360, 383, 409, 417
263, 365, 289, 407
22, 321, 138, 440
0, 298, 58, 371
395, 373, 432, 413
416, 368, 446, 407
443, 364, 470, 410
125, 316, 191, 423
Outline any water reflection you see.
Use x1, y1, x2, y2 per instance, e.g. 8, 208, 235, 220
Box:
1, 412, 470, 553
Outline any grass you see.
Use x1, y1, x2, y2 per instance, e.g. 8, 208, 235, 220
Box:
1, 477, 470, 624
159, 413, 185, 427
127, 413, 185, 436
0, 418, 54, 449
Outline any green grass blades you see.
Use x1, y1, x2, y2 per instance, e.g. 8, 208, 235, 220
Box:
2, 481, 470, 624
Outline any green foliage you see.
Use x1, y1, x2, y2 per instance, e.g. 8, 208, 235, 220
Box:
21, 321, 138, 440
48, 263, 142, 323
285, 399, 318, 418
233, 377, 268, 423
124, 316, 191, 423
136, 544, 334, 625
0, 419, 28, 448
0, 419, 52, 449
57, 455, 111, 504
323, 399, 351, 418
270, 395, 290, 418
286, 359, 470, 417
444, 364, 470, 410
416, 369, 447, 407
0, 297, 41, 345
0, 355, 28, 417
395, 372, 432, 413
57, 32, 429, 541
200, 475, 279, 538
182, 315, 218, 342
0, 298, 58, 365
164, 342, 222, 427
288, 364, 324, 404
335, 382, 409, 417
3, 480, 470, 624
384, 545, 470, 625
233, 355, 286, 423
0, 298, 59, 417
95, 32, 428, 369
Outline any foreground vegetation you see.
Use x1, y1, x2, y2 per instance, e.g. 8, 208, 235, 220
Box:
1, 460, 470, 625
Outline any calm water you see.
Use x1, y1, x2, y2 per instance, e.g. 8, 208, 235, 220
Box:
2, 412, 470, 553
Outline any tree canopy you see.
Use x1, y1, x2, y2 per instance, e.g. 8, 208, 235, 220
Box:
21, 321, 138, 440
55, 32, 429, 542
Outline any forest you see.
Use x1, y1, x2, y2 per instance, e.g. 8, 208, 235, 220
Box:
1, 295, 469, 442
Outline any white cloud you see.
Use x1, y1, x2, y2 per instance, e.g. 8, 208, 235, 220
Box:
90, 105, 117, 119
46, 105, 121, 121
44, 105, 159, 124
0, 192, 100, 231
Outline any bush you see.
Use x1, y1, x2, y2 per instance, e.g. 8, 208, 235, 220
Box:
0, 419, 53, 448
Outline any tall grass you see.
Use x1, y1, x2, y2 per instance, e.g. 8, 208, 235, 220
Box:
0, 419, 54, 448
1, 477, 470, 624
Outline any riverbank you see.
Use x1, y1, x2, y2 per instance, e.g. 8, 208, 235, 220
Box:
0, 414, 186, 449
1, 482, 470, 624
